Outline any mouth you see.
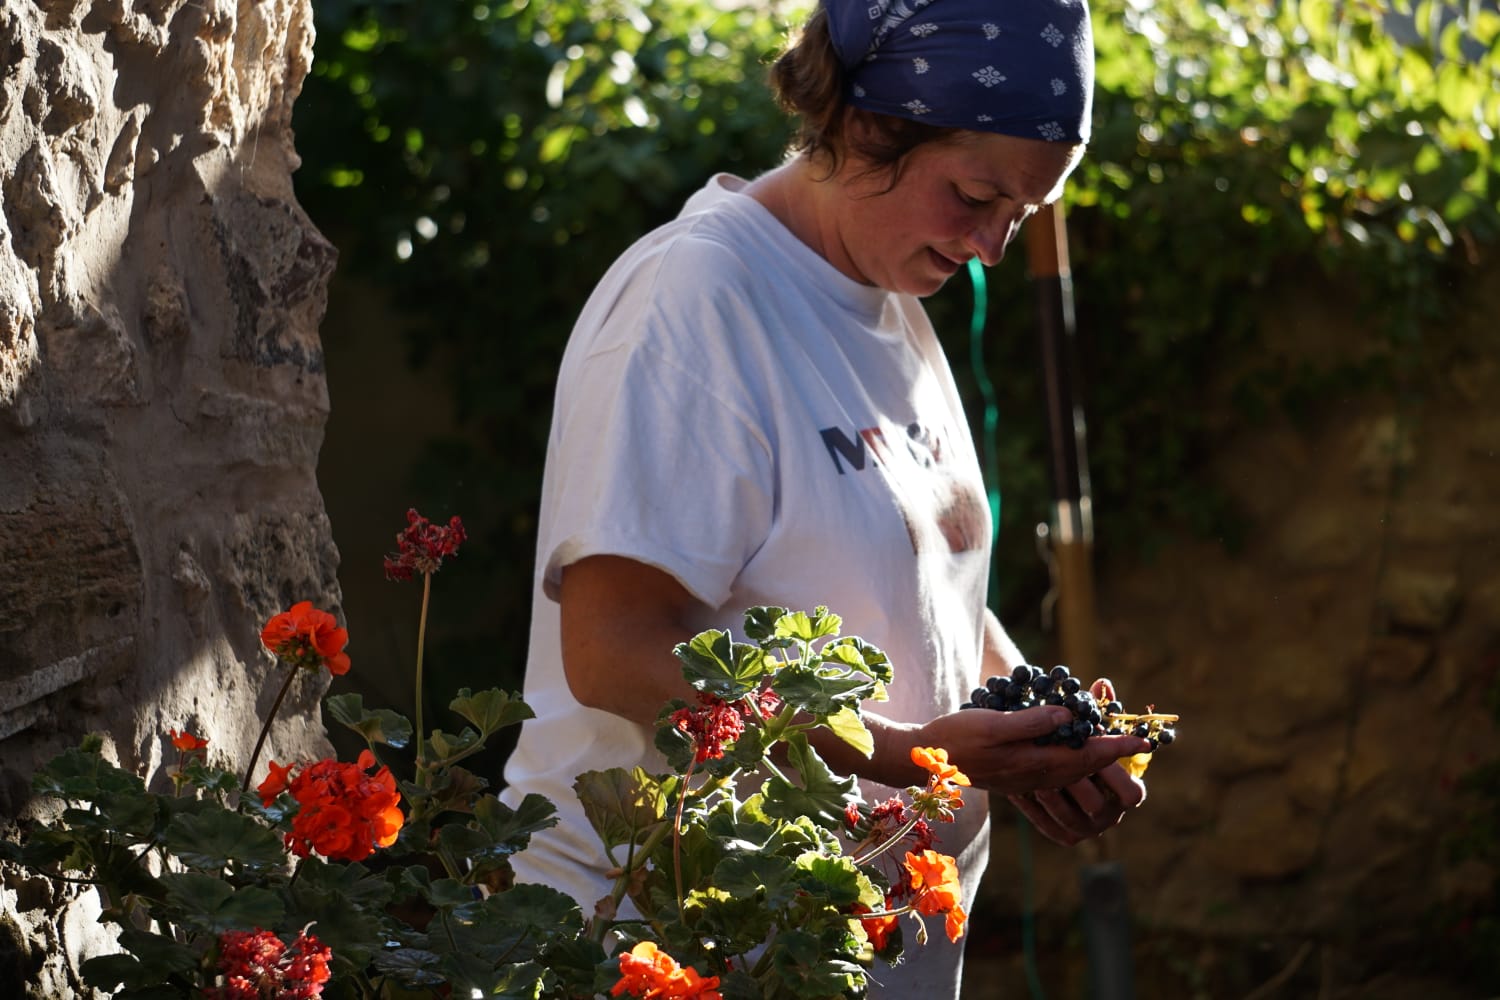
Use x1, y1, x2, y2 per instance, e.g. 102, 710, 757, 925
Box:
928, 248, 965, 277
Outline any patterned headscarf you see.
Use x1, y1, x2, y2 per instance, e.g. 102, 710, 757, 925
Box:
826, 0, 1095, 144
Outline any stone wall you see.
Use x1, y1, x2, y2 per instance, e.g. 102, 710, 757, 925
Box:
0, 0, 336, 995
978, 262, 1500, 995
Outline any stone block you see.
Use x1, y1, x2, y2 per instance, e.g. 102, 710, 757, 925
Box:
1376, 567, 1460, 632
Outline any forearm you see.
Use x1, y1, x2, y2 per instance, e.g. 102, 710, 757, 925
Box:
981, 608, 1025, 683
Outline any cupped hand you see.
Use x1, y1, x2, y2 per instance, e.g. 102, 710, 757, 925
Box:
915, 706, 1151, 797
1008, 762, 1147, 845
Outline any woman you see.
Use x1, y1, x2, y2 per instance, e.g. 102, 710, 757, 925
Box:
500, 0, 1150, 991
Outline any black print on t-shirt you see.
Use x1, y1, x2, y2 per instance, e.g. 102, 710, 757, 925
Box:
817, 422, 986, 555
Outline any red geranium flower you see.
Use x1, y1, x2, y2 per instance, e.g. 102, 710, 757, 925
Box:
208, 928, 331, 999
276, 750, 404, 862
669, 694, 746, 763
169, 729, 209, 753
383, 508, 466, 582
611, 941, 722, 999
260, 602, 350, 675
257, 759, 296, 807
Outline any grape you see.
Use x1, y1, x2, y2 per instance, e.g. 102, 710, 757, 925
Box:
958, 666, 1180, 754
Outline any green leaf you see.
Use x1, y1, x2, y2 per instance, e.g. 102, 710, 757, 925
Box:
769, 662, 880, 716
768, 928, 865, 998
436, 793, 558, 874
80, 954, 152, 993
33, 747, 145, 801
820, 636, 893, 684
449, 687, 534, 734
824, 706, 873, 758
437, 884, 582, 976
158, 872, 284, 933
163, 809, 288, 873
373, 947, 447, 987
325, 693, 413, 748
674, 630, 769, 700
572, 767, 670, 854
793, 852, 868, 907
760, 736, 858, 829
713, 854, 797, 908
428, 726, 481, 761
773, 607, 842, 643
741, 605, 792, 644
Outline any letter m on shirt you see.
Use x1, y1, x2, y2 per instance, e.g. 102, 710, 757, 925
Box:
820, 426, 888, 475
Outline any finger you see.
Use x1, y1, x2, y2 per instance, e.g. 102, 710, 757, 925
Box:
1060, 776, 1111, 820
1059, 778, 1127, 830
1008, 793, 1082, 846
973, 705, 1077, 743
1091, 761, 1147, 809
1077, 734, 1153, 773
1032, 785, 1116, 839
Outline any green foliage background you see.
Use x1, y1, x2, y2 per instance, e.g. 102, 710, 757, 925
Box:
292, 0, 1497, 984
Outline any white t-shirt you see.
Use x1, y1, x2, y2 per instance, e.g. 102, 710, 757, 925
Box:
501, 174, 994, 991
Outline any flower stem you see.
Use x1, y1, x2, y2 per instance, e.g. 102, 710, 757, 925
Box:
673, 759, 695, 913
853, 814, 924, 867
414, 571, 432, 779
242, 665, 300, 794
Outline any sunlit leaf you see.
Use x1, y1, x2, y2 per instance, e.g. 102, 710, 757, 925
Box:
325, 693, 413, 749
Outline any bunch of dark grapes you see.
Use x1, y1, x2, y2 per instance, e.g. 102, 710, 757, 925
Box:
960, 663, 1178, 752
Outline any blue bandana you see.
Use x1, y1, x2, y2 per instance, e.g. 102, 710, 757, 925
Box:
826, 0, 1095, 144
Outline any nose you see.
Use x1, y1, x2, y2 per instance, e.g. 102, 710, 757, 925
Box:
964, 211, 1023, 267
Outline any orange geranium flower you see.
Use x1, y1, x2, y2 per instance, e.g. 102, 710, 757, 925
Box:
278, 750, 404, 862
169, 729, 209, 753
904, 849, 967, 941
610, 941, 722, 999
910, 746, 970, 786
260, 601, 350, 675
855, 903, 899, 953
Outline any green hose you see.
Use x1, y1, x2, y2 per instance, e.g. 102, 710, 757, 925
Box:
967, 257, 1048, 1000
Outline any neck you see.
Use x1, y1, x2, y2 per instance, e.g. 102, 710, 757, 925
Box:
745, 158, 864, 284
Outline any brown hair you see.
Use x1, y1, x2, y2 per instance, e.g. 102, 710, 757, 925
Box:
767, 4, 961, 184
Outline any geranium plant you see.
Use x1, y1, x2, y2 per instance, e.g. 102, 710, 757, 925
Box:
1, 510, 974, 999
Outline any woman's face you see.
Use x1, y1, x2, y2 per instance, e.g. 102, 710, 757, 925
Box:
827, 130, 1083, 297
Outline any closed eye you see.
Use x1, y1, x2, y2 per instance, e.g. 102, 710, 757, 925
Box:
954, 185, 995, 208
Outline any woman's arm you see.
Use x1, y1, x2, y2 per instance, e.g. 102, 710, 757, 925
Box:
558, 555, 1152, 798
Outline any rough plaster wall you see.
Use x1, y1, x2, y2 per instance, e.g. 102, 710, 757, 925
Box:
0, 0, 337, 994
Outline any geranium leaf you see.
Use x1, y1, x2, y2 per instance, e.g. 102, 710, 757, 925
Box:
284, 859, 393, 965
742, 605, 795, 647
436, 793, 558, 871
425, 764, 489, 814
33, 747, 145, 801
80, 954, 150, 993
713, 854, 797, 908
773, 607, 842, 643
573, 768, 669, 854
373, 946, 447, 987
819, 636, 893, 684
674, 631, 768, 700
158, 872, 284, 933
769, 662, 879, 716
760, 737, 857, 828
163, 809, 288, 873
428, 726, 480, 761
824, 706, 873, 758
449, 687, 534, 735
793, 853, 865, 907
116, 928, 199, 978
768, 928, 864, 998
441, 884, 582, 972
324, 693, 413, 749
